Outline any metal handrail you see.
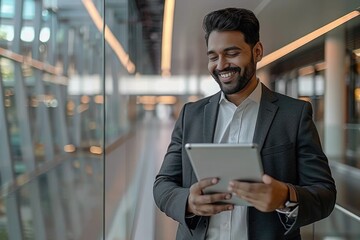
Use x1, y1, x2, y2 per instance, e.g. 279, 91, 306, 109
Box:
0, 153, 100, 198
344, 123, 360, 130
334, 204, 360, 222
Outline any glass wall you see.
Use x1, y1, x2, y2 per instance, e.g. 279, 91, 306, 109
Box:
272, 22, 360, 168
0, 0, 106, 239
0, 0, 151, 239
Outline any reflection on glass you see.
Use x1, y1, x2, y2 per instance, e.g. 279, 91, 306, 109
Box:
0, 0, 106, 239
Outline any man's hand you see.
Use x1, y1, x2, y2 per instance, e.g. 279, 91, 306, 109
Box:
227, 174, 288, 212
187, 178, 234, 216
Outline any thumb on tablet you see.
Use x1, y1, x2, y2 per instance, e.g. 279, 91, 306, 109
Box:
262, 174, 273, 184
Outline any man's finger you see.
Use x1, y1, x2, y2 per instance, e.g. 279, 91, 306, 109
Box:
196, 192, 232, 204
192, 177, 219, 192
195, 203, 234, 216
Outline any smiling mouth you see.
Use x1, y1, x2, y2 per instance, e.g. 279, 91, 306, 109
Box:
218, 71, 236, 78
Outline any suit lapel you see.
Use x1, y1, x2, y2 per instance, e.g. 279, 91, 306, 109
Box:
203, 92, 221, 143
253, 84, 278, 150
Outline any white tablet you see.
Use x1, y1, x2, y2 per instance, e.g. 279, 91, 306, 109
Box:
185, 143, 263, 206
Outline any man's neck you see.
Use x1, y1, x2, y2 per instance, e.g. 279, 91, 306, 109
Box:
225, 77, 259, 106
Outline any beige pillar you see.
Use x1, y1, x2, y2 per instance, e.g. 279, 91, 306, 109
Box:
324, 27, 346, 158
258, 67, 271, 89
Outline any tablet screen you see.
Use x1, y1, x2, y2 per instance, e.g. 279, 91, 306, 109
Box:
185, 143, 263, 205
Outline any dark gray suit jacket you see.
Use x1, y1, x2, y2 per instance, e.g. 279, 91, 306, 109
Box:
153, 84, 336, 240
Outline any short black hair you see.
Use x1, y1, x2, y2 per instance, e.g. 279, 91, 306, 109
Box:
203, 8, 260, 47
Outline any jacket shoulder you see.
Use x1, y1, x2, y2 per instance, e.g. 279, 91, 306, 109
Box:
265, 87, 309, 109
184, 92, 220, 110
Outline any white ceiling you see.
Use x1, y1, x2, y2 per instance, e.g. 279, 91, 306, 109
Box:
170, 0, 360, 76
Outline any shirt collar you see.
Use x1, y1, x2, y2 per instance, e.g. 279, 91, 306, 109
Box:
219, 79, 262, 104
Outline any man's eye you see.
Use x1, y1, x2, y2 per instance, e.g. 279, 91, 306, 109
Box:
208, 56, 218, 61
227, 52, 239, 57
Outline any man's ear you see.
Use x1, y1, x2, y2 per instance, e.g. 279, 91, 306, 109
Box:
253, 42, 263, 62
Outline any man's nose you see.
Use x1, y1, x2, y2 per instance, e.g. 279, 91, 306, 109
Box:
216, 56, 229, 71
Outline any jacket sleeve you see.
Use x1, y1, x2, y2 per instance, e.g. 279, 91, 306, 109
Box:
153, 104, 199, 236
285, 101, 337, 234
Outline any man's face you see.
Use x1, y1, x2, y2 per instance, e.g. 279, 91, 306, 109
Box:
207, 31, 258, 95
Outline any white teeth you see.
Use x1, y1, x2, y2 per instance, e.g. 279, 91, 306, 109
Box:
219, 71, 235, 78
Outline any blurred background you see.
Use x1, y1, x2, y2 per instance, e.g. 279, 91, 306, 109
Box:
0, 0, 359, 239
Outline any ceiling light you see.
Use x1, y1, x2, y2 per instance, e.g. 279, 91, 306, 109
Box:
161, 0, 175, 77
258, 10, 360, 69
82, 0, 136, 74
353, 48, 360, 57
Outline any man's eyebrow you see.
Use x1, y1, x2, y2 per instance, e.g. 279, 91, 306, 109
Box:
224, 46, 241, 51
207, 46, 241, 55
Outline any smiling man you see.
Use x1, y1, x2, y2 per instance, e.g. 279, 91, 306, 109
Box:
153, 8, 336, 240
207, 29, 260, 105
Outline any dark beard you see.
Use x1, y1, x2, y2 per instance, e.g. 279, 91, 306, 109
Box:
212, 62, 256, 95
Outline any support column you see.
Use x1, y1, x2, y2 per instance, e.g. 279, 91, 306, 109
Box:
34, 3, 67, 240
0, 53, 23, 240
12, 0, 46, 239
257, 67, 271, 89
324, 27, 346, 159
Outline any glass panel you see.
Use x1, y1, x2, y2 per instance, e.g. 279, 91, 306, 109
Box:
0, 25, 14, 41
1, 156, 103, 239
298, 75, 314, 96
313, 205, 360, 239
275, 78, 286, 94
0, 0, 15, 18
23, 0, 35, 20
300, 223, 314, 240
103, 0, 144, 239
345, 124, 360, 167
0, 0, 104, 239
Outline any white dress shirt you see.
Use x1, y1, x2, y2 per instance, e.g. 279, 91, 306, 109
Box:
206, 81, 262, 240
